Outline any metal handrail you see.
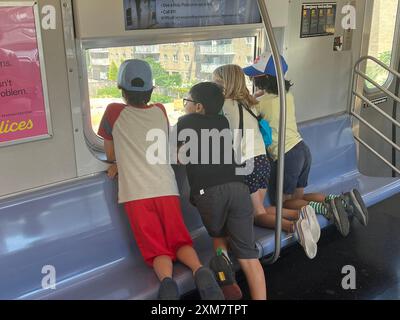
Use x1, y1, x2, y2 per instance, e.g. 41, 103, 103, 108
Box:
354, 70, 400, 105
350, 111, 400, 152
257, 0, 286, 265
350, 55, 400, 174
352, 91, 400, 128
354, 55, 400, 79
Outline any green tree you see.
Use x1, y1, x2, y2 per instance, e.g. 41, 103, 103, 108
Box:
108, 61, 118, 81
365, 50, 392, 88
379, 51, 391, 66
144, 57, 182, 87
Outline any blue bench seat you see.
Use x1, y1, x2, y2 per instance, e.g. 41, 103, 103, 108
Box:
255, 114, 400, 257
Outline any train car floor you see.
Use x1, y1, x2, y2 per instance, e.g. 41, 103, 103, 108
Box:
183, 193, 400, 300
244, 193, 400, 300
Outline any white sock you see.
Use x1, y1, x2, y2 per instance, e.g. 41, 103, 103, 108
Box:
217, 248, 231, 262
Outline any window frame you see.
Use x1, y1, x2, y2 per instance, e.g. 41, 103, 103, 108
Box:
364, 0, 400, 93
78, 24, 263, 151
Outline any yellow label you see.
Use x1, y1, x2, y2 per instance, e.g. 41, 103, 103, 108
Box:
218, 272, 226, 282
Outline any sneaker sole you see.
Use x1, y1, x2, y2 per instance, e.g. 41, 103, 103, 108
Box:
195, 267, 225, 300
330, 198, 350, 237
296, 219, 317, 259
158, 278, 180, 300
209, 254, 237, 286
301, 205, 321, 243
349, 189, 368, 226
209, 255, 242, 300
221, 283, 243, 300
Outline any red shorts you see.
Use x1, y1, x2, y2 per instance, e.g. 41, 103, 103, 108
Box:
124, 196, 193, 267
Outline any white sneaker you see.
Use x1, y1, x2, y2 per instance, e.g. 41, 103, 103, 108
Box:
300, 205, 321, 243
294, 218, 317, 259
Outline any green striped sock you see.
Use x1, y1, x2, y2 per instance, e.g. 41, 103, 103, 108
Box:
325, 194, 348, 209
325, 194, 337, 201
309, 201, 330, 219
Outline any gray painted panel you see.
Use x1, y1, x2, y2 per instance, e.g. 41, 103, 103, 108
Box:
285, 0, 366, 122
0, 0, 77, 197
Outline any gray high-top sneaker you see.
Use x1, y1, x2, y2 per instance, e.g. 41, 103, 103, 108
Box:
326, 197, 350, 237
342, 189, 369, 226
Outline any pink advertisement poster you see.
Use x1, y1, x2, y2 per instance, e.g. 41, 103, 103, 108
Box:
0, 5, 50, 146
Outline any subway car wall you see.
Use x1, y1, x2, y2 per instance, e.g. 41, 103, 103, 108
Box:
0, 0, 368, 197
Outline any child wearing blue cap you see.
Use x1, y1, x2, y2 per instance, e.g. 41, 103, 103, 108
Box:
98, 59, 224, 300
213, 64, 318, 259
243, 53, 369, 238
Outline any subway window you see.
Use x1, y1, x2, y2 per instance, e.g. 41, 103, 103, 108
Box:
87, 37, 256, 134
365, 0, 399, 89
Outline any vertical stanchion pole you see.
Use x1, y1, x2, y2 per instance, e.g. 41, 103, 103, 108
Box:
257, 0, 287, 264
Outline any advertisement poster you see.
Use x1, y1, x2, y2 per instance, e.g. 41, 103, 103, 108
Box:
0, 4, 51, 146
123, 0, 261, 30
301, 2, 336, 38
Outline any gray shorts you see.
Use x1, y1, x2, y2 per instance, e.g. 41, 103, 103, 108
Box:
192, 182, 259, 259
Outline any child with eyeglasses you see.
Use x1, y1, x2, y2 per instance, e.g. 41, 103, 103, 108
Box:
176, 82, 267, 300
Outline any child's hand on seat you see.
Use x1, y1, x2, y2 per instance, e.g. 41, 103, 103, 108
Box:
254, 89, 265, 98
107, 163, 118, 179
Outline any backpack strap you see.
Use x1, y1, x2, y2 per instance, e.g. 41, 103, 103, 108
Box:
243, 104, 261, 121
238, 102, 244, 138
237, 102, 245, 166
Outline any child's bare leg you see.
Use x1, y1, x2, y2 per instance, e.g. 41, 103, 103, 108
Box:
213, 237, 228, 252
260, 188, 267, 205
254, 213, 294, 233
238, 258, 267, 300
153, 255, 174, 281
176, 245, 202, 275
303, 193, 326, 202
282, 193, 292, 203
283, 198, 309, 210
278, 193, 306, 213
284, 188, 326, 209
251, 189, 267, 216
265, 206, 300, 220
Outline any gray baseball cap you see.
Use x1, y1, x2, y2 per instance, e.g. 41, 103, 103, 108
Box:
117, 59, 153, 92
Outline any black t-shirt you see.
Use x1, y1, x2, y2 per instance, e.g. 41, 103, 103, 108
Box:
176, 113, 243, 196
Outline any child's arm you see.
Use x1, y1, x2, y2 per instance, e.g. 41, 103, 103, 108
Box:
254, 89, 265, 98
104, 139, 118, 179
104, 139, 116, 162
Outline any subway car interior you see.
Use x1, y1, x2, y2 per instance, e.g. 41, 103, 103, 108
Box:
0, 0, 399, 300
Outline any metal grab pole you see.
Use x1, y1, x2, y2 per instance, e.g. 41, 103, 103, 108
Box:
257, 0, 287, 265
